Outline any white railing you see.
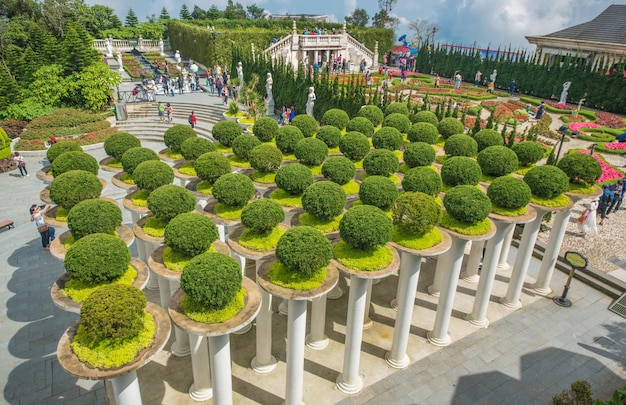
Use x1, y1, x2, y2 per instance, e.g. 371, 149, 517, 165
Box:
266, 36, 293, 55
346, 36, 374, 61
299, 35, 342, 48
93, 39, 166, 53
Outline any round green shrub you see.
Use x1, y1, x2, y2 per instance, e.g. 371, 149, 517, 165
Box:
512, 141, 545, 167
275, 163, 314, 195
241, 199, 285, 233
404, 142, 436, 167
302, 181, 347, 219
474, 129, 504, 152
315, 125, 342, 148
359, 175, 399, 211
557, 153, 602, 185
363, 149, 399, 176
339, 205, 393, 250
133, 160, 174, 192
180, 137, 216, 161
275, 126, 304, 153
103, 132, 140, 161
47, 141, 82, 163
443, 185, 491, 225
477, 146, 519, 177
356, 105, 384, 126
120, 147, 159, 175
321, 108, 350, 130
51, 151, 99, 177
290, 114, 318, 137
65, 233, 131, 284
212, 173, 256, 207
164, 124, 197, 153
384, 102, 409, 116
294, 137, 328, 166
412, 110, 439, 126
164, 212, 219, 257
407, 122, 439, 144
382, 113, 411, 134
68, 199, 122, 240
212, 120, 242, 147
80, 284, 146, 342
339, 131, 371, 161
276, 227, 333, 276
0, 128, 10, 160
180, 252, 242, 309
232, 134, 262, 161
253, 117, 279, 142
49, 170, 102, 209
249, 145, 282, 173
346, 117, 375, 137
402, 167, 443, 195
441, 156, 482, 187
321, 156, 356, 185
194, 152, 232, 183
444, 134, 478, 157
487, 176, 531, 209
392, 192, 441, 236
437, 117, 465, 139
372, 127, 403, 150
523, 165, 570, 198
147, 184, 196, 221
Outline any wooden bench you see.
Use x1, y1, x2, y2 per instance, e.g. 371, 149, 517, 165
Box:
0, 220, 14, 231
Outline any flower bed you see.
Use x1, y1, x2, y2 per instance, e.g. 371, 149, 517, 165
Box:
568, 122, 600, 132
596, 112, 626, 129
574, 149, 624, 184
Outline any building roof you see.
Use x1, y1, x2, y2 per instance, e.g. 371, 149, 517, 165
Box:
543, 5, 626, 45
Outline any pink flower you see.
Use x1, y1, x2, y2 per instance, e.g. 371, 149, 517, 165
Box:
604, 143, 626, 150
575, 150, 625, 183
568, 122, 600, 132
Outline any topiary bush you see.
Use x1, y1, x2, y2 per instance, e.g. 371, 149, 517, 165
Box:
363, 149, 399, 176
164, 212, 219, 257
50, 151, 99, 177
302, 181, 347, 219
212, 173, 256, 207
404, 142, 436, 167
346, 117, 375, 137
402, 167, 443, 196
412, 110, 439, 126
321, 108, 350, 130
407, 122, 439, 144
180, 252, 242, 309
103, 132, 141, 161
382, 113, 411, 133
339, 131, 371, 161
512, 141, 545, 167
359, 175, 399, 211
65, 233, 131, 284
164, 124, 197, 153
523, 165, 570, 198
275, 126, 304, 153
356, 105, 384, 126
79, 284, 146, 342
557, 153, 602, 185
441, 156, 482, 187
253, 117, 279, 142
249, 144, 282, 173
180, 137, 216, 161
477, 146, 519, 177
444, 134, 478, 157
275, 163, 314, 195
49, 170, 102, 210
47, 141, 82, 163
315, 125, 342, 148
339, 205, 393, 250
321, 156, 356, 185
232, 134, 262, 161
290, 114, 318, 137
121, 147, 159, 175
241, 199, 285, 233
212, 120, 242, 147
372, 126, 404, 150
487, 176, 532, 210
147, 184, 196, 221
68, 199, 123, 240
437, 117, 465, 139
0, 128, 10, 160
276, 227, 333, 276
194, 152, 232, 183
474, 129, 504, 152
392, 192, 441, 236
384, 102, 409, 116
294, 137, 328, 166
443, 185, 491, 225
133, 160, 174, 192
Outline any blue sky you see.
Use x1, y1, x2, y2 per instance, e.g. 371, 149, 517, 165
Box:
87, 0, 626, 49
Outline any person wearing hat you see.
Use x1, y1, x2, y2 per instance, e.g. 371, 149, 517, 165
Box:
578, 197, 598, 236
598, 184, 615, 226
30, 203, 55, 250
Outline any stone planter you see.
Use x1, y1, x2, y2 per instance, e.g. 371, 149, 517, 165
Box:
158, 148, 185, 164
172, 161, 198, 187
236, 117, 253, 130
99, 156, 123, 172
50, 225, 135, 261
122, 189, 151, 222
36, 165, 53, 182
111, 172, 136, 190
262, 188, 304, 227
43, 196, 116, 228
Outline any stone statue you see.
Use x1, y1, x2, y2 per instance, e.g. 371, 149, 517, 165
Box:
490, 69, 497, 85
116, 52, 123, 72
237, 62, 244, 85
265, 73, 274, 115
559, 81, 572, 105
158, 38, 164, 56
174, 50, 181, 65
306, 86, 316, 117
105, 36, 113, 58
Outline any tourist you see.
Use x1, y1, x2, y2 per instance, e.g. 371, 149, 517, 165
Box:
434, 74, 440, 88
221, 86, 229, 105
30, 203, 55, 250
157, 102, 165, 123
509, 79, 517, 96
578, 198, 598, 236
608, 179, 623, 213
487, 80, 494, 93
535, 101, 546, 120
13, 152, 28, 177
289, 106, 296, 123
454, 73, 462, 89
598, 184, 614, 225
475, 70, 482, 86
166, 103, 173, 123
188, 111, 197, 129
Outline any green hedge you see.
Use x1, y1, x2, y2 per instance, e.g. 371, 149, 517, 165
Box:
212, 173, 256, 207
133, 160, 174, 192
302, 181, 347, 220
49, 170, 102, 210
67, 199, 122, 240
147, 185, 196, 221
50, 151, 99, 177
339, 205, 393, 250
165, 212, 219, 257
180, 252, 242, 309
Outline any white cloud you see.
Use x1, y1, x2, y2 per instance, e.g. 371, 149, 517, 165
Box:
344, 0, 357, 17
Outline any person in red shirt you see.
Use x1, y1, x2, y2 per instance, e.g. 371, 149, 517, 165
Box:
188, 111, 197, 129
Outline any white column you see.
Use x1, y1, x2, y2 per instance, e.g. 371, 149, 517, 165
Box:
145, 241, 159, 290
130, 210, 142, 223
110, 371, 142, 405
363, 279, 373, 329
497, 225, 515, 271
217, 224, 226, 243
327, 283, 344, 299
461, 241, 484, 283
208, 334, 232, 405
428, 249, 452, 297
188, 334, 212, 401
306, 296, 329, 349
285, 299, 308, 405
336, 276, 368, 394
170, 279, 191, 357
252, 260, 277, 373
178, 177, 187, 187
532, 209, 572, 295
278, 299, 288, 315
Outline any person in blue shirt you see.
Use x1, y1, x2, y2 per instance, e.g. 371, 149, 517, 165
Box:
289, 106, 296, 123
598, 184, 615, 226
617, 132, 626, 142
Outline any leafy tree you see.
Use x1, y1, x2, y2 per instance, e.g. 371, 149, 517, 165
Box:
69, 62, 122, 111
28, 64, 67, 106
0, 0, 41, 20
82, 5, 122, 38
191, 6, 206, 20
345, 8, 369, 27
59, 20, 99, 75
372, 9, 398, 29
246, 4, 264, 20
206, 5, 222, 19
224, 0, 246, 19
125, 8, 138, 27
159, 7, 170, 20
408, 18, 438, 48
179, 5, 192, 21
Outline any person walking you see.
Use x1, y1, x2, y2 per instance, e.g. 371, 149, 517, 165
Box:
30, 203, 55, 250
188, 111, 197, 129
598, 184, 614, 226
578, 198, 598, 237
166, 103, 173, 123
221, 86, 229, 105
157, 102, 165, 123
13, 152, 28, 177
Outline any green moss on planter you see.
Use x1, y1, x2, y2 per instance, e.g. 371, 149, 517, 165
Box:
267, 261, 326, 290
107, 159, 123, 168
360, 172, 402, 186
229, 156, 252, 168
121, 173, 135, 184
164, 150, 184, 159
162, 245, 217, 272
333, 240, 393, 271
238, 225, 286, 251
213, 202, 244, 220
392, 226, 442, 250
298, 213, 342, 233
250, 171, 276, 183
341, 180, 360, 195
56, 207, 69, 222
196, 181, 213, 195
180, 289, 246, 323
143, 216, 168, 237
306, 164, 323, 176
131, 190, 149, 207
439, 212, 492, 236
515, 165, 535, 176
64, 265, 136, 303
215, 144, 233, 154
530, 194, 571, 208
269, 189, 303, 208
178, 162, 197, 176
491, 204, 528, 217
568, 183, 597, 194
354, 160, 363, 169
